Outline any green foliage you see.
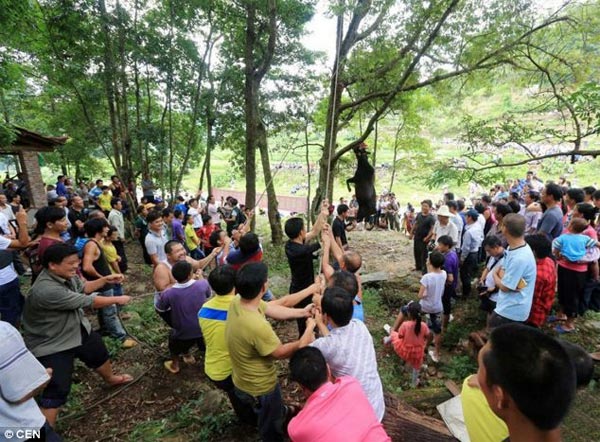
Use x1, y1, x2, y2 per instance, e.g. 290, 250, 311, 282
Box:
127, 394, 235, 441
442, 355, 478, 383
0, 122, 16, 148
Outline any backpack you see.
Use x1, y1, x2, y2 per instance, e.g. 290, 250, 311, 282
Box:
235, 209, 247, 226
24, 243, 42, 282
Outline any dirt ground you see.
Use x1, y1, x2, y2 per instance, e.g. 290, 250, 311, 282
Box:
54, 228, 600, 441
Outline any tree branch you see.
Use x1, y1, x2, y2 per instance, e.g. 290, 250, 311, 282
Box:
255, 0, 277, 80
464, 149, 600, 172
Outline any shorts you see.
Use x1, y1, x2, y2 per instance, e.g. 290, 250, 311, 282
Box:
479, 295, 497, 314
168, 334, 205, 356
488, 311, 522, 329
37, 327, 110, 408
442, 285, 455, 316
426, 313, 442, 335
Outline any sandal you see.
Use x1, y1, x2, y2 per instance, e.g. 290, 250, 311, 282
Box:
590, 352, 600, 362
107, 374, 133, 387
164, 360, 180, 374
554, 324, 575, 334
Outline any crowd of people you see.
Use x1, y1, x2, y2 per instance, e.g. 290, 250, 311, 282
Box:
0, 169, 597, 442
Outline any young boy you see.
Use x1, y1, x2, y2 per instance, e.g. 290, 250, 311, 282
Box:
390, 251, 446, 362
156, 261, 211, 374
184, 213, 203, 260
436, 235, 459, 332
313, 287, 385, 422
197, 214, 219, 256
97, 186, 112, 215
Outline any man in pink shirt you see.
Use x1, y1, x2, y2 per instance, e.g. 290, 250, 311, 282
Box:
288, 347, 390, 442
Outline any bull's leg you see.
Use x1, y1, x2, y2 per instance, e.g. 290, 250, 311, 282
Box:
346, 178, 355, 193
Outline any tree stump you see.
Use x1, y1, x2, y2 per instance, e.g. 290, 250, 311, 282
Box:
382, 392, 457, 441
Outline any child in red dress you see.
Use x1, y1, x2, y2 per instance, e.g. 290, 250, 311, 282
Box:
384, 301, 430, 386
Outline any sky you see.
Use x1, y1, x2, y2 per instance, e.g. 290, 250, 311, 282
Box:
301, 0, 572, 67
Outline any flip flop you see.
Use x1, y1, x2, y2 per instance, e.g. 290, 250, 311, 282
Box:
107, 374, 133, 387
554, 324, 575, 334
590, 352, 600, 362
163, 360, 180, 374
547, 315, 567, 323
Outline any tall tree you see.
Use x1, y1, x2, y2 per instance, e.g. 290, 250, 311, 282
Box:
312, 0, 568, 213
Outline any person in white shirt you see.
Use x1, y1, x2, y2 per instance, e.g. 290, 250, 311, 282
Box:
187, 198, 203, 231
0, 321, 62, 441
313, 287, 385, 421
433, 205, 458, 246
460, 209, 484, 297
0, 193, 15, 222
447, 200, 464, 249
207, 195, 221, 227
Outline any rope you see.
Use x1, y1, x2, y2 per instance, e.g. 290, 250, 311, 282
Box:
253, 133, 301, 211
323, 12, 344, 202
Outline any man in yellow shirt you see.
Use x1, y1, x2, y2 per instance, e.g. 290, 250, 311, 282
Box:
461, 375, 509, 442
199, 266, 248, 421
224, 262, 317, 441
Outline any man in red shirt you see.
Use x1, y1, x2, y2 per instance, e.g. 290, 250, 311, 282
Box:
288, 347, 390, 442
525, 234, 557, 327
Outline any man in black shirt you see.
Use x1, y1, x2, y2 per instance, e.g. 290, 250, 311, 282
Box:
410, 199, 435, 273
332, 204, 355, 250
284, 201, 329, 335
68, 195, 88, 239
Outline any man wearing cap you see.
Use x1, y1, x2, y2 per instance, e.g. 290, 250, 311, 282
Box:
433, 205, 458, 246
460, 209, 484, 297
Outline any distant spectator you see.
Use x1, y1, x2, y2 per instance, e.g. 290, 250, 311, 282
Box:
525, 234, 556, 327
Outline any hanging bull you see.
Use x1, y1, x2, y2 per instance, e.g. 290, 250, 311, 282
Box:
346, 143, 377, 222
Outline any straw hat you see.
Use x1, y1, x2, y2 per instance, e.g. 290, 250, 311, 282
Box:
437, 205, 454, 217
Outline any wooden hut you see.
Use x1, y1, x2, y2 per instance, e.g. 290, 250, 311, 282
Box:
0, 126, 68, 208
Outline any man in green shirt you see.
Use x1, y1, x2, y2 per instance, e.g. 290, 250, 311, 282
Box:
225, 262, 316, 442
22, 243, 134, 428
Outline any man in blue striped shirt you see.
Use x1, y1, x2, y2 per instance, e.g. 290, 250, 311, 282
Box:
460, 209, 484, 297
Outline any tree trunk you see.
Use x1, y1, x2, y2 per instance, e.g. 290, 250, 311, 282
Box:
205, 116, 214, 194
116, 2, 133, 188
389, 121, 404, 191
98, 0, 122, 173
133, 0, 143, 189
243, 5, 258, 221
257, 122, 283, 244
372, 119, 378, 172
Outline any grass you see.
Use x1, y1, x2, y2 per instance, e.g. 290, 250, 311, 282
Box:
127, 393, 236, 442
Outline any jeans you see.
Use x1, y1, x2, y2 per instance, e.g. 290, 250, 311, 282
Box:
234, 384, 285, 442
0, 277, 23, 326
210, 375, 255, 425
97, 289, 127, 341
